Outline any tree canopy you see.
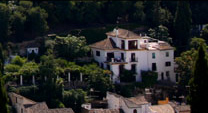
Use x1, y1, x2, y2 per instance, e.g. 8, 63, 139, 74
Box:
189, 44, 208, 113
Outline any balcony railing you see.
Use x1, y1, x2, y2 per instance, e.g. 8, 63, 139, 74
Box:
105, 57, 127, 63
129, 57, 138, 62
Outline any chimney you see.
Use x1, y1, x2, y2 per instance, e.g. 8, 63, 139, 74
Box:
116, 27, 118, 37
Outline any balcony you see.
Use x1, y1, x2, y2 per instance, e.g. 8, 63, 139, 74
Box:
105, 57, 127, 64
129, 57, 138, 62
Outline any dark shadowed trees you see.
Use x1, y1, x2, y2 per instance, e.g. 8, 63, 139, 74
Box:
189, 44, 208, 113
173, 1, 192, 54
0, 3, 10, 43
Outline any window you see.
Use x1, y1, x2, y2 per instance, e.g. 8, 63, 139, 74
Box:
131, 53, 136, 62
131, 64, 136, 73
176, 74, 179, 82
133, 109, 137, 113
165, 62, 171, 66
152, 53, 156, 59
166, 71, 170, 80
119, 65, 124, 74
128, 40, 138, 49
121, 40, 125, 49
152, 63, 157, 71
16, 97, 17, 103
101, 63, 104, 68
121, 53, 124, 61
96, 51, 100, 56
107, 65, 110, 70
161, 72, 164, 80
166, 52, 169, 57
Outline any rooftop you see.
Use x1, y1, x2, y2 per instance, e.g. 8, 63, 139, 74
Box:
89, 38, 118, 50
106, 28, 142, 39
90, 28, 173, 51
107, 92, 149, 108
87, 109, 120, 113
149, 104, 175, 113
9, 93, 74, 113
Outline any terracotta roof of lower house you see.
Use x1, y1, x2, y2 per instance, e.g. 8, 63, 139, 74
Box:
175, 105, 190, 113
90, 38, 118, 50
128, 96, 149, 105
25, 102, 74, 113
107, 92, 149, 108
9, 93, 74, 113
149, 104, 175, 113
88, 109, 120, 113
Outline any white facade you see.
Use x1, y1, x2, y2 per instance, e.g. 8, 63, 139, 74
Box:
27, 47, 39, 55
106, 92, 175, 113
90, 28, 176, 83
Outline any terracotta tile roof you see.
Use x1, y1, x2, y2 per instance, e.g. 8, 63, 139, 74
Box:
89, 38, 118, 50
158, 41, 173, 50
124, 96, 148, 108
9, 93, 74, 113
18, 38, 42, 48
149, 104, 175, 113
26, 102, 74, 113
175, 105, 190, 113
106, 28, 141, 39
88, 109, 120, 113
25, 102, 48, 112
108, 92, 148, 108
128, 95, 149, 105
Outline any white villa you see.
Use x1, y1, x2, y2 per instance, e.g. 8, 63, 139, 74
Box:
106, 92, 175, 113
90, 28, 176, 83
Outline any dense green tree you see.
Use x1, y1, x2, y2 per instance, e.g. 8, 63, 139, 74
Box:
141, 71, 158, 87
0, 3, 10, 43
0, 43, 9, 113
105, 1, 132, 23
191, 1, 208, 25
175, 49, 197, 86
19, 1, 33, 10
19, 62, 39, 83
0, 77, 9, 113
10, 11, 26, 42
190, 37, 206, 49
173, 1, 192, 53
26, 6, 48, 37
144, 1, 172, 27
81, 2, 102, 24
175, 38, 206, 86
0, 44, 4, 74
63, 89, 87, 113
131, 1, 145, 23
11, 56, 27, 66
189, 44, 208, 113
82, 64, 113, 98
39, 78, 64, 108
120, 69, 136, 83
39, 55, 56, 80
54, 34, 90, 61
148, 25, 172, 42
200, 24, 208, 43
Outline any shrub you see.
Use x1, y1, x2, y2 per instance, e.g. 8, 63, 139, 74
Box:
141, 70, 158, 87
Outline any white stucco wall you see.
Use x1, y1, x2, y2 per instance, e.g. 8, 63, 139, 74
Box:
106, 93, 121, 109
91, 35, 176, 83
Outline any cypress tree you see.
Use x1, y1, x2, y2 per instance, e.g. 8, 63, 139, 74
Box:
0, 43, 9, 113
174, 1, 192, 54
189, 44, 208, 113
